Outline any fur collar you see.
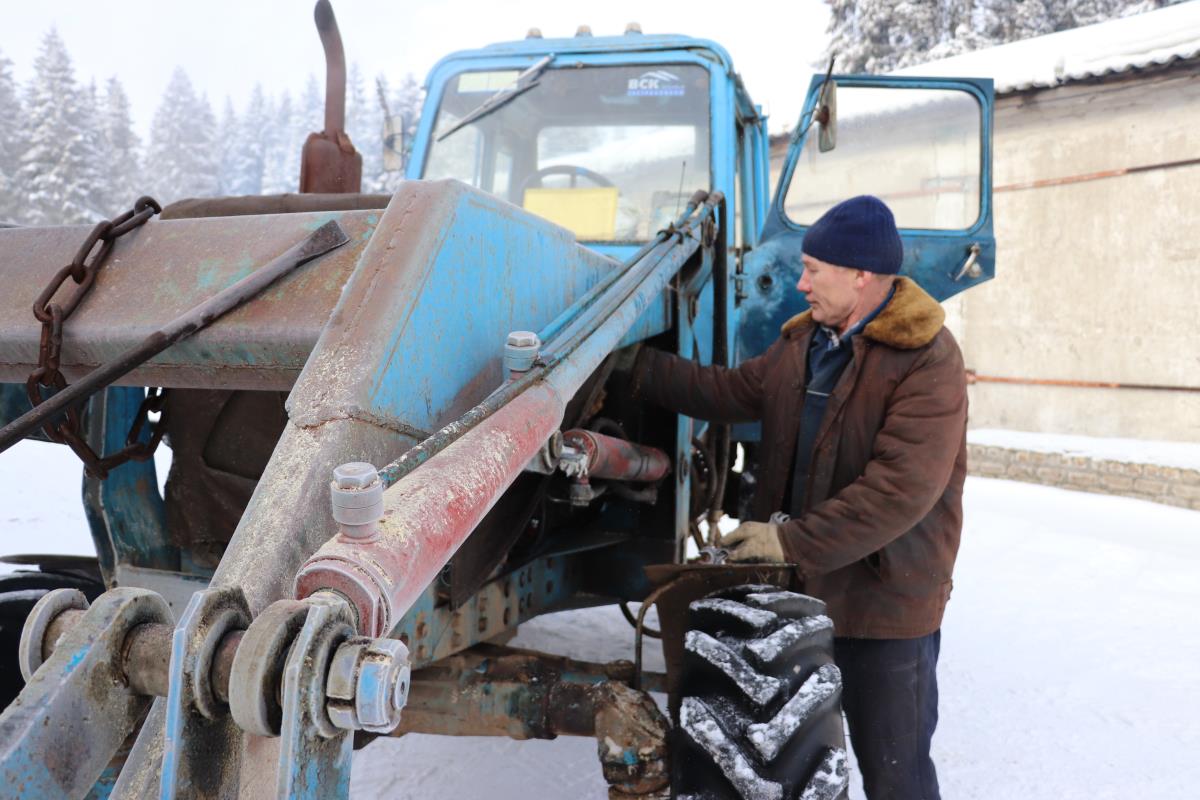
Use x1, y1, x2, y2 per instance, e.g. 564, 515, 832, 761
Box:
780, 277, 945, 350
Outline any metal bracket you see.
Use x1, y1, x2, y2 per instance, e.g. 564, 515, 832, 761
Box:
0, 587, 171, 799
275, 595, 356, 800
159, 586, 251, 799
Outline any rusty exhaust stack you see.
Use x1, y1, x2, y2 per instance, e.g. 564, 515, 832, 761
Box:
299, 0, 363, 193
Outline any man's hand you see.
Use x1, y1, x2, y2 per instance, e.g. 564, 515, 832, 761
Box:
721, 521, 786, 563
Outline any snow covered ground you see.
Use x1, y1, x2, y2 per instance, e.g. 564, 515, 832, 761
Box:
968, 428, 1200, 471
1, 440, 1198, 798
351, 478, 1200, 799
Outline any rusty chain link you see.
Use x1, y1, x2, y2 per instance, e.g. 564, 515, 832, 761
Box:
25, 196, 166, 479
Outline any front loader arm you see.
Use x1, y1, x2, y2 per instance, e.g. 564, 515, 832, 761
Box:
0, 182, 723, 799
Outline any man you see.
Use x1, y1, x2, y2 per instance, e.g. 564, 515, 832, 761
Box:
632, 195, 966, 800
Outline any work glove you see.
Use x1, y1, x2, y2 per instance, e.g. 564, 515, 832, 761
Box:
721, 521, 786, 564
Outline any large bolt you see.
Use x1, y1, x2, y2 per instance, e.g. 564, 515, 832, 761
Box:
325, 636, 411, 734
504, 330, 541, 374
330, 462, 384, 539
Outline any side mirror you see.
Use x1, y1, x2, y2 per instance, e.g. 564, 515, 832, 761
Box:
817, 80, 837, 153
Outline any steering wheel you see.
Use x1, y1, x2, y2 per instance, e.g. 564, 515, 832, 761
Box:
520, 164, 615, 193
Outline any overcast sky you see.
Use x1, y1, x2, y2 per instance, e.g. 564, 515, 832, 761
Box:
4, 0, 831, 138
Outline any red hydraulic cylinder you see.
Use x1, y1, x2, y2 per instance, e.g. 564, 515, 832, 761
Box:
292, 204, 709, 638
561, 429, 669, 482
293, 382, 564, 637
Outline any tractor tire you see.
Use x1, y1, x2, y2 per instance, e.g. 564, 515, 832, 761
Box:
671, 584, 848, 800
0, 565, 105, 709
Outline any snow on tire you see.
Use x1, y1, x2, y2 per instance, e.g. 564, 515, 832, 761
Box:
671, 584, 847, 800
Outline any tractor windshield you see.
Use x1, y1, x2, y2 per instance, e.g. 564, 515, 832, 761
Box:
422, 64, 711, 242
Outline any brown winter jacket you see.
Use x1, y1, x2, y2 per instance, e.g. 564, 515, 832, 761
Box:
632, 277, 967, 638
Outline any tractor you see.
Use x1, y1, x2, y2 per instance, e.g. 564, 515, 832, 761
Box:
0, 3, 994, 798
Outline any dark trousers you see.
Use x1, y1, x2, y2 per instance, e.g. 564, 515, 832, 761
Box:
834, 631, 941, 800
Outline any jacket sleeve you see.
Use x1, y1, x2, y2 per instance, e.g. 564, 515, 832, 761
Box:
630, 341, 779, 424
778, 336, 967, 577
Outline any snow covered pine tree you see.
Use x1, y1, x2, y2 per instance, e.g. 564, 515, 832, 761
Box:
823, 0, 1175, 73
147, 67, 219, 204
16, 30, 104, 226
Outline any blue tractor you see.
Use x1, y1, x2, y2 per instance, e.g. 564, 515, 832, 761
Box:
0, 4, 994, 798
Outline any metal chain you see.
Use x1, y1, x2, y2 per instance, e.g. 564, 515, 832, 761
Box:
25, 196, 166, 479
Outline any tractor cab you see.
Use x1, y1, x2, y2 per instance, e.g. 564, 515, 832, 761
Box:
408, 34, 758, 260
409, 31, 997, 451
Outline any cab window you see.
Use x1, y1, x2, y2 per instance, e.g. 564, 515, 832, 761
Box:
423, 64, 712, 242
784, 87, 982, 230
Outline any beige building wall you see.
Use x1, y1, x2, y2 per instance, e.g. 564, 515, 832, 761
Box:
943, 62, 1200, 442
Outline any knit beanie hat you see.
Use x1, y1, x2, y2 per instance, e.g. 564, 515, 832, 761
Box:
801, 195, 903, 275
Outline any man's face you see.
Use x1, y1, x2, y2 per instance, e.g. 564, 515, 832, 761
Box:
796, 254, 865, 329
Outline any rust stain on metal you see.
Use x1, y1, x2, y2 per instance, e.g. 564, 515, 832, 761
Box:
392, 645, 668, 796
0, 210, 376, 390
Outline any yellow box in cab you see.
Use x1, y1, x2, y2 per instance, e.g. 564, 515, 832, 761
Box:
523, 187, 619, 241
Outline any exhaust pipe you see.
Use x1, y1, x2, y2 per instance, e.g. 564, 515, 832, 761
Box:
299, 0, 363, 193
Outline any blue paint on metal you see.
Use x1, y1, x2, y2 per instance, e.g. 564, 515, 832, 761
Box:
392, 553, 573, 668
404, 46, 737, 354
158, 592, 198, 800
64, 645, 87, 672
277, 599, 355, 800
406, 43, 748, 553
357, 663, 382, 704
83, 387, 177, 574
350, 185, 619, 433
84, 767, 118, 800
0, 588, 170, 799
0, 382, 30, 428
302, 211, 344, 232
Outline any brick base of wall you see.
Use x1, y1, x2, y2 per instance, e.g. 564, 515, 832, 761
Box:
967, 444, 1200, 511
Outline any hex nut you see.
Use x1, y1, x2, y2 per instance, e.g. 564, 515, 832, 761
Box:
325, 636, 412, 734
504, 330, 541, 373
333, 462, 379, 490
326, 703, 359, 732
357, 638, 411, 733
326, 639, 366, 702
506, 330, 538, 348
330, 461, 384, 531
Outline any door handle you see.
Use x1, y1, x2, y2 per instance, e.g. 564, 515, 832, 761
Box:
951, 243, 982, 281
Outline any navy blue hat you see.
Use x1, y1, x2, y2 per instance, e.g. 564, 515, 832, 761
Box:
801, 195, 903, 275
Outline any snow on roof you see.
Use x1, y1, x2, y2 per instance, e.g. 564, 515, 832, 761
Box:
892, 2, 1200, 94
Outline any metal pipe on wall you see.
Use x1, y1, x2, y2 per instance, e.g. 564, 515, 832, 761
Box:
966, 369, 1200, 393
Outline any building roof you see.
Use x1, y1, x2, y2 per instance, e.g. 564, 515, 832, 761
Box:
892, 2, 1200, 94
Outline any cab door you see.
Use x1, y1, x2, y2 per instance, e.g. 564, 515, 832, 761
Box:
737, 75, 995, 362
